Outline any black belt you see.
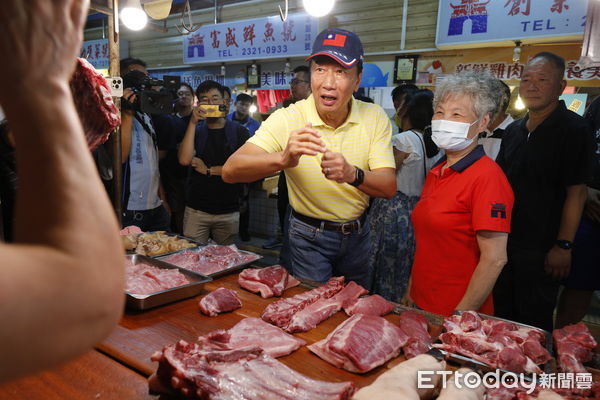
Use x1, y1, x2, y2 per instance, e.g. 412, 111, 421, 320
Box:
291, 210, 365, 235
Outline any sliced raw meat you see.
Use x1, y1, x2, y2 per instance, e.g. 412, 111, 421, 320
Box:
398, 310, 432, 359
553, 322, 597, 374
238, 265, 300, 298
69, 58, 120, 151
285, 281, 368, 333
125, 261, 189, 295
261, 276, 345, 329
150, 340, 356, 399
343, 294, 395, 317
198, 318, 305, 358
198, 287, 242, 317
435, 312, 547, 374
308, 314, 409, 373
163, 245, 259, 275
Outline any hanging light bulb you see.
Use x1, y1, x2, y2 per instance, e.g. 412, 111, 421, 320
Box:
512, 40, 522, 63
121, 0, 148, 31
303, 0, 335, 17
221, 63, 226, 76
515, 95, 526, 110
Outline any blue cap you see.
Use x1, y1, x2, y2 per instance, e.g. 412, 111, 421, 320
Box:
306, 28, 364, 68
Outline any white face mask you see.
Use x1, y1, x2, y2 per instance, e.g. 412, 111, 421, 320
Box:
431, 119, 478, 151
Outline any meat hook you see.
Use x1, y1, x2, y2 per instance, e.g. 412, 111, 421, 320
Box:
278, 0, 288, 22
176, 0, 200, 34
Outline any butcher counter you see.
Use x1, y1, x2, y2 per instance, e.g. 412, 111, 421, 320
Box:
1, 268, 598, 399
0, 270, 403, 399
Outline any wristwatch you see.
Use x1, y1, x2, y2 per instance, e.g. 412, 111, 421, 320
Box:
207, 167, 211, 177
555, 239, 573, 250
349, 166, 365, 187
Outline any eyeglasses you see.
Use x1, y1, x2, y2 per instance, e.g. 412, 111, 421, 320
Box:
177, 91, 193, 97
290, 79, 309, 85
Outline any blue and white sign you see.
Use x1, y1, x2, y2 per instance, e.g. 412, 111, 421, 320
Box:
436, 0, 587, 48
183, 13, 318, 64
80, 39, 109, 69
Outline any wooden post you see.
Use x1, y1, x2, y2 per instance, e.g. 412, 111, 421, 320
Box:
108, 0, 123, 224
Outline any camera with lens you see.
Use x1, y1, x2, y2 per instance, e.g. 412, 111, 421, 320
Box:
122, 70, 181, 115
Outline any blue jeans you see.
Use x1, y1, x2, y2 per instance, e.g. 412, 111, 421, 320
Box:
288, 212, 371, 288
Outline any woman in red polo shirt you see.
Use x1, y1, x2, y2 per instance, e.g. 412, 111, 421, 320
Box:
403, 73, 514, 316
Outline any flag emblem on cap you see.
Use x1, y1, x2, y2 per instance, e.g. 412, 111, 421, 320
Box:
323, 33, 346, 47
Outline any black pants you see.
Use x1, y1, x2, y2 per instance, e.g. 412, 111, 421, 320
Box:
493, 244, 560, 331
122, 204, 171, 232
277, 171, 289, 231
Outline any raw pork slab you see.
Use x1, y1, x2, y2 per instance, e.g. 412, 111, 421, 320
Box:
285, 281, 368, 333
200, 317, 306, 358
398, 310, 432, 359
261, 276, 345, 329
199, 287, 242, 317
343, 294, 395, 317
553, 322, 597, 374
238, 265, 300, 298
69, 58, 120, 151
150, 340, 356, 399
308, 314, 409, 373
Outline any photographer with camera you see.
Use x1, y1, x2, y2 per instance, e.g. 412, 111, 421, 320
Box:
120, 58, 170, 232
178, 81, 250, 245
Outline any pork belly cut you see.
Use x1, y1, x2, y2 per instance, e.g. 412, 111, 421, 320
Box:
261, 276, 345, 329
285, 281, 367, 333
198, 318, 305, 358
398, 310, 432, 359
150, 340, 356, 399
308, 314, 408, 373
198, 287, 242, 317
553, 322, 597, 374
343, 294, 395, 317
238, 265, 300, 298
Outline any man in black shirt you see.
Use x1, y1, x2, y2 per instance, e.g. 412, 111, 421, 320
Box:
178, 81, 250, 244
493, 52, 595, 331
555, 95, 600, 327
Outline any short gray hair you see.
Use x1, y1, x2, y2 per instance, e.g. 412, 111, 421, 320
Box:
433, 71, 501, 121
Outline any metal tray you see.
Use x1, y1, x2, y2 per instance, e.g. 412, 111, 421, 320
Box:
156, 245, 262, 279
126, 231, 204, 258
125, 254, 212, 310
440, 311, 555, 377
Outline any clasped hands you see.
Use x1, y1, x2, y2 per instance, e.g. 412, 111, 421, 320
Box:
281, 123, 355, 183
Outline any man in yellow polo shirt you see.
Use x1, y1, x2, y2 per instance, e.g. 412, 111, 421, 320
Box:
223, 28, 396, 287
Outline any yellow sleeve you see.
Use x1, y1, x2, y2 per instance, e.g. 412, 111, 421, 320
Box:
368, 106, 395, 170
247, 107, 289, 153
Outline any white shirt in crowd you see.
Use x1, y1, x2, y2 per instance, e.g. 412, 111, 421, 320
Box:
392, 130, 443, 197
478, 114, 515, 161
